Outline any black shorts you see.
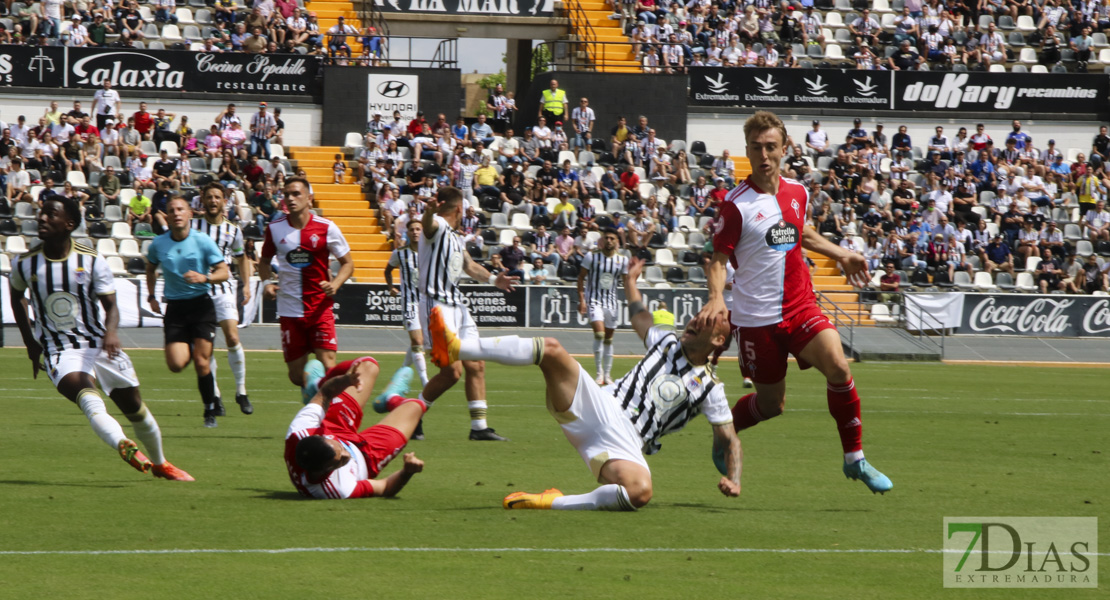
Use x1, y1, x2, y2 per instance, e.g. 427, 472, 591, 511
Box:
163, 295, 218, 345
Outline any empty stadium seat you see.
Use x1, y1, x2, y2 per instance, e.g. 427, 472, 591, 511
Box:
110, 222, 133, 240
490, 213, 510, 229
97, 238, 119, 257
118, 239, 143, 259
6, 235, 28, 254
996, 272, 1015, 290
1016, 272, 1036, 291
1019, 48, 1038, 64
1025, 256, 1041, 273
498, 229, 516, 246
106, 256, 127, 276
665, 266, 687, 284
644, 265, 665, 283
126, 257, 147, 275
973, 272, 997, 290
0, 218, 19, 236
21, 219, 39, 237
1016, 15, 1037, 31
1077, 240, 1094, 256
655, 248, 677, 266
0, 253, 10, 274
343, 133, 364, 150
509, 213, 532, 232
665, 232, 686, 250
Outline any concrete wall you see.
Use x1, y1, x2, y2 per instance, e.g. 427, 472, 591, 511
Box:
523, 72, 689, 148
687, 112, 1104, 159
321, 66, 463, 147
0, 92, 322, 147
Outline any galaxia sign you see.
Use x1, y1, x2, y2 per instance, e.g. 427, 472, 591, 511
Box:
373, 0, 554, 16
0, 47, 321, 99
959, 294, 1110, 337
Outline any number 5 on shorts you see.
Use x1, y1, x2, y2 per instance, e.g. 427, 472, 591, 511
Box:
743, 340, 756, 363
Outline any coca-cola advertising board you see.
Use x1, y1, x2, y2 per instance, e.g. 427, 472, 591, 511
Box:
958, 294, 1110, 338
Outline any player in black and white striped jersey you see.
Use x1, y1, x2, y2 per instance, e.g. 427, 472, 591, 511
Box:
191, 183, 254, 416
427, 256, 741, 511
385, 218, 429, 387
9, 195, 194, 480
577, 228, 629, 385
419, 186, 518, 441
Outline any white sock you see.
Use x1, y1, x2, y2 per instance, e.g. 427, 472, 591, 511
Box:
210, 357, 222, 400
227, 344, 247, 396
602, 339, 614, 378
551, 484, 635, 511
411, 345, 429, 385
125, 404, 165, 465
845, 450, 865, 464
458, 336, 542, 366
593, 337, 604, 377
467, 400, 488, 430
419, 391, 433, 407
77, 388, 128, 450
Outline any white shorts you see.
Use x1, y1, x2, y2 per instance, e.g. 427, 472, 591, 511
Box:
550, 365, 650, 482
420, 298, 478, 351
212, 289, 239, 324
45, 347, 141, 395
403, 301, 422, 332
588, 302, 619, 330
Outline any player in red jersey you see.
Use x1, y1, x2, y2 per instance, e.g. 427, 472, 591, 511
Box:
692, 111, 892, 494
285, 357, 426, 499
259, 177, 354, 399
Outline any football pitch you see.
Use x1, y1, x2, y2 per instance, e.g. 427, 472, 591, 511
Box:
0, 347, 1106, 599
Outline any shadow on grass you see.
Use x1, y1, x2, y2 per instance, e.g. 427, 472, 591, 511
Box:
241, 489, 313, 501
0, 479, 129, 489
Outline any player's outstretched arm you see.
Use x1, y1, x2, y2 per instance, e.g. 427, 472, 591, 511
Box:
98, 293, 122, 359
238, 255, 253, 305
384, 262, 397, 295
576, 265, 588, 315
801, 225, 869, 287
8, 282, 43, 378
144, 261, 162, 315
692, 252, 730, 333
712, 423, 742, 497
421, 197, 440, 238
463, 252, 519, 291
370, 452, 424, 497
624, 258, 653, 342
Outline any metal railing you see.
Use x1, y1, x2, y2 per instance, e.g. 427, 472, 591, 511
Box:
816, 290, 857, 357
356, 0, 392, 63
562, 0, 598, 67
536, 39, 647, 72
899, 292, 948, 357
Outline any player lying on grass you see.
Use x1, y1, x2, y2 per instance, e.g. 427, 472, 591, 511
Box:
427, 257, 742, 511
285, 357, 425, 499
10, 196, 193, 480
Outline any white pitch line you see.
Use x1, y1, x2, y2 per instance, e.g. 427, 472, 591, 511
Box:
1, 546, 1106, 557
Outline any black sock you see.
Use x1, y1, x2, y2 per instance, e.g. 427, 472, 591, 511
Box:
198, 372, 217, 409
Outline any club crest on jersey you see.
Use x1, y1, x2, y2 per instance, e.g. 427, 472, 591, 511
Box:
765, 220, 800, 252
74, 268, 87, 285
309, 233, 321, 248
791, 198, 801, 219
712, 216, 726, 236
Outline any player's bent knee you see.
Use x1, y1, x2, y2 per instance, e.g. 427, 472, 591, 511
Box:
593, 331, 605, 341
463, 360, 484, 376
626, 481, 653, 508
356, 359, 380, 379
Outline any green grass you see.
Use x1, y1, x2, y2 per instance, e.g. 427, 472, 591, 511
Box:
0, 347, 1106, 598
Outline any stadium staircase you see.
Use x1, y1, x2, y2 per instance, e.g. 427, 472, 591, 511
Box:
566, 0, 640, 72
810, 251, 873, 326
286, 146, 391, 283
306, 0, 368, 56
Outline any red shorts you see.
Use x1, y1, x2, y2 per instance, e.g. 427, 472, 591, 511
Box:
323, 357, 378, 384
320, 392, 407, 478
280, 314, 338, 363
735, 305, 836, 385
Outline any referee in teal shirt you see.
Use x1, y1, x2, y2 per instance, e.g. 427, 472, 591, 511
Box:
146, 196, 230, 428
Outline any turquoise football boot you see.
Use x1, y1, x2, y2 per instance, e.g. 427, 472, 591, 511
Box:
372, 366, 415, 414
844, 458, 893, 494
301, 359, 327, 405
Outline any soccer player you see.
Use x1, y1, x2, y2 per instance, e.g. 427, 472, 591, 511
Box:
577, 227, 629, 385
10, 196, 193, 480
192, 183, 253, 415
384, 218, 429, 388
418, 186, 516, 441
692, 110, 893, 494
285, 357, 426, 499
146, 196, 231, 428
258, 177, 353, 400
427, 257, 742, 511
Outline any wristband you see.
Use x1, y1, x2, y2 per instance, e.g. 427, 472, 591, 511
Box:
487, 274, 498, 286
147, 294, 156, 301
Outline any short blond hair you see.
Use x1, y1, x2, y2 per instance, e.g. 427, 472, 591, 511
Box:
744, 111, 788, 146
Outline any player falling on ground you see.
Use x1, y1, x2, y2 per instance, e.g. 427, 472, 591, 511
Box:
692, 110, 892, 494
10, 196, 193, 480
285, 357, 425, 499
427, 257, 742, 511
418, 186, 516, 441
146, 196, 232, 428
258, 177, 354, 402
384, 218, 430, 388
577, 228, 629, 385
192, 183, 253, 416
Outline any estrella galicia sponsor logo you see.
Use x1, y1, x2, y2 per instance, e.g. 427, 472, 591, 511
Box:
377, 80, 410, 98
72, 51, 185, 88
764, 220, 799, 252
944, 517, 1097, 588
902, 73, 1098, 110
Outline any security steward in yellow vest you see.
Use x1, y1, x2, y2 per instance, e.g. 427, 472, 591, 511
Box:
539, 79, 569, 132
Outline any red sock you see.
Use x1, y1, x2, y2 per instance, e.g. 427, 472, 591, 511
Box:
386, 396, 428, 413
827, 377, 863, 454
731, 393, 764, 432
